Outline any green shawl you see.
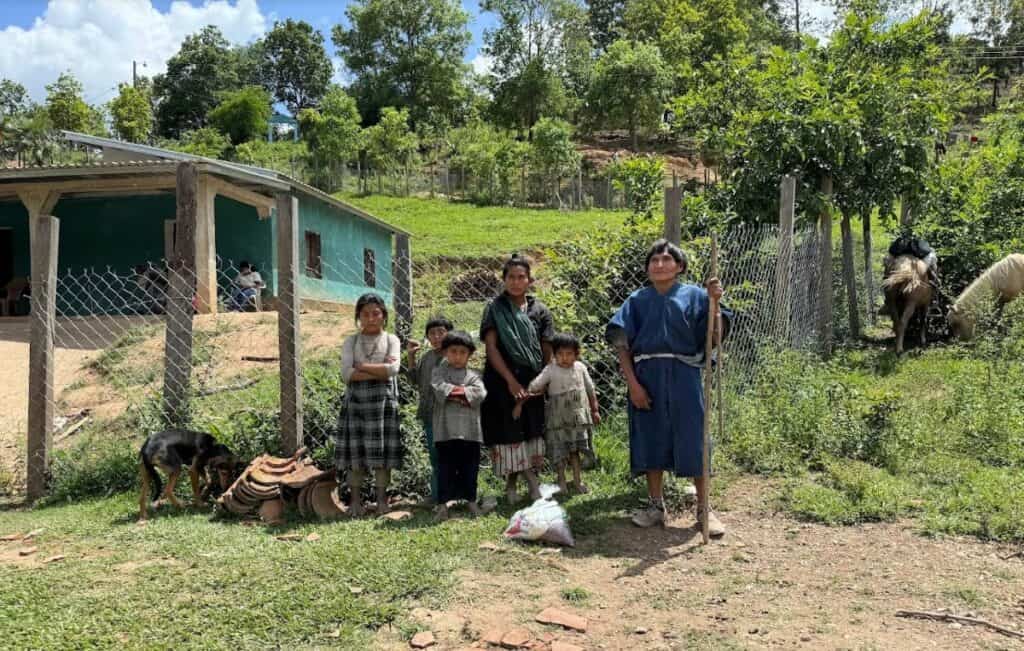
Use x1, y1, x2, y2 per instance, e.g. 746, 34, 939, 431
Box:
491, 294, 543, 372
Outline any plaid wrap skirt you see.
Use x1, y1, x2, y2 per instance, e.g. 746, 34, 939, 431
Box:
334, 379, 404, 471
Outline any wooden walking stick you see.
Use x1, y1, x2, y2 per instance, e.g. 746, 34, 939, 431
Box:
700, 233, 720, 544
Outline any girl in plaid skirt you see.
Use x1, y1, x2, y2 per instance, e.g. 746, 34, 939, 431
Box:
337, 293, 403, 516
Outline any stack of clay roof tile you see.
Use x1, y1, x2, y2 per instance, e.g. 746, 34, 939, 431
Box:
216, 447, 345, 524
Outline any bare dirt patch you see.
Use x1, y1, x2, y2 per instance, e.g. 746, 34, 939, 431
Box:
376, 477, 1024, 650
0, 310, 356, 493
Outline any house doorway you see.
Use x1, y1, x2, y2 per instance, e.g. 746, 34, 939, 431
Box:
0, 228, 13, 289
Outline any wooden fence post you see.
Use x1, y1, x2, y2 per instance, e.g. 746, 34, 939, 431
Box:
26, 215, 59, 502
841, 212, 861, 339
818, 175, 834, 358
276, 194, 302, 455
393, 234, 413, 344
663, 176, 683, 245
163, 163, 197, 427
863, 213, 874, 325
774, 175, 796, 343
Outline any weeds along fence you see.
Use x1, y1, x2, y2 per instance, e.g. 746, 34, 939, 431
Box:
3, 211, 825, 499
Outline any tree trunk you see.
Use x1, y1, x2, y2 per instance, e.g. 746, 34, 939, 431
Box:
862, 212, 874, 326
841, 212, 861, 339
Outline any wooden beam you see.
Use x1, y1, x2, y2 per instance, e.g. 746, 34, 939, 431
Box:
276, 193, 302, 454
163, 163, 197, 427
207, 176, 275, 219
8, 176, 176, 198
17, 189, 60, 218
26, 215, 59, 502
163, 219, 175, 262
193, 175, 217, 314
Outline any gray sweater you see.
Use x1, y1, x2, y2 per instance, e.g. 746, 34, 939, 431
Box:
430, 364, 487, 443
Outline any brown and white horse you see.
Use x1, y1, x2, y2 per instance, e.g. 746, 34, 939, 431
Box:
882, 255, 933, 354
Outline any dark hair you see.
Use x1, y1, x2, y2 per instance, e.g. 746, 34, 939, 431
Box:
644, 239, 687, 273
239, 260, 251, 270
550, 332, 581, 355
441, 330, 476, 353
425, 316, 454, 334
355, 293, 389, 325
502, 253, 532, 279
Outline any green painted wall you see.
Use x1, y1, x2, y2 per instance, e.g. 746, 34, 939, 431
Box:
53, 195, 173, 273
214, 196, 274, 296
0, 191, 391, 313
290, 195, 394, 305
0, 201, 31, 279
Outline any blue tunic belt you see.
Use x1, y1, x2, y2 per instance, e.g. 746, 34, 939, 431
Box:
607, 283, 732, 477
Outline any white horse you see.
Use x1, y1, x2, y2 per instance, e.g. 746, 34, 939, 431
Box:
947, 253, 1024, 340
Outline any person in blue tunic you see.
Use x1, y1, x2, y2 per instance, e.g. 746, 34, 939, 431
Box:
606, 239, 731, 534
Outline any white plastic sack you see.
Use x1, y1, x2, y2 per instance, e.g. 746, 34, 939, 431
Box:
502, 484, 575, 547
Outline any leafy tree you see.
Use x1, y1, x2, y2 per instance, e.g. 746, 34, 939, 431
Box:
234, 140, 309, 174
587, 0, 627, 51
153, 26, 242, 138
260, 19, 334, 114
208, 86, 272, 145
0, 106, 60, 166
608, 154, 666, 219
481, 0, 592, 130
586, 40, 671, 149
916, 88, 1024, 292
162, 127, 231, 159
298, 86, 364, 191
333, 0, 472, 127
672, 2, 957, 338
0, 79, 30, 119
624, 0, 748, 77
529, 117, 580, 206
109, 83, 153, 142
45, 72, 91, 132
364, 107, 418, 190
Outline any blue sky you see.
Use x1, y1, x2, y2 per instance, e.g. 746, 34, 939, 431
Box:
0, 0, 496, 106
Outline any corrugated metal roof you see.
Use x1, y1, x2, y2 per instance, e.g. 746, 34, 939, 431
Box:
57, 131, 407, 235
1, 160, 178, 172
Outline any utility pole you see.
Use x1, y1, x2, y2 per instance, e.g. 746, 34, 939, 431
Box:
132, 60, 146, 88
795, 0, 801, 39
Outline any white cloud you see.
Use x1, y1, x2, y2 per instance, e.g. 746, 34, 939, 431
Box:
470, 53, 493, 76
0, 0, 267, 106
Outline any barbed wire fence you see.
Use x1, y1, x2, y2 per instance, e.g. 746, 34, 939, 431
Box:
3, 178, 827, 499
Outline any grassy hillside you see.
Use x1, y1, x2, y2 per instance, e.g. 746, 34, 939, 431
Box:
339, 194, 627, 258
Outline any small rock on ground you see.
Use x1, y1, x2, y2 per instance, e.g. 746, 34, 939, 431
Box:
481, 628, 505, 645
501, 627, 533, 648
382, 510, 413, 522
552, 642, 585, 651
535, 607, 588, 632
410, 631, 436, 648
18, 546, 37, 556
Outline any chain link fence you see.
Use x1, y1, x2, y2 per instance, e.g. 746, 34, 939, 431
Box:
2, 221, 823, 497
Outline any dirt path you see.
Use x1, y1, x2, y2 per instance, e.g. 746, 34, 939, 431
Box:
377, 477, 1024, 650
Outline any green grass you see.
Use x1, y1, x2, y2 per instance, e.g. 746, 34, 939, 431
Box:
725, 323, 1024, 540
339, 194, 627, 258
0, 496, 498, 649
0, 422, 657, 649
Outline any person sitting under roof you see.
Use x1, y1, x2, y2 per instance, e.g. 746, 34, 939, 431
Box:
229, 261, 264, 312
